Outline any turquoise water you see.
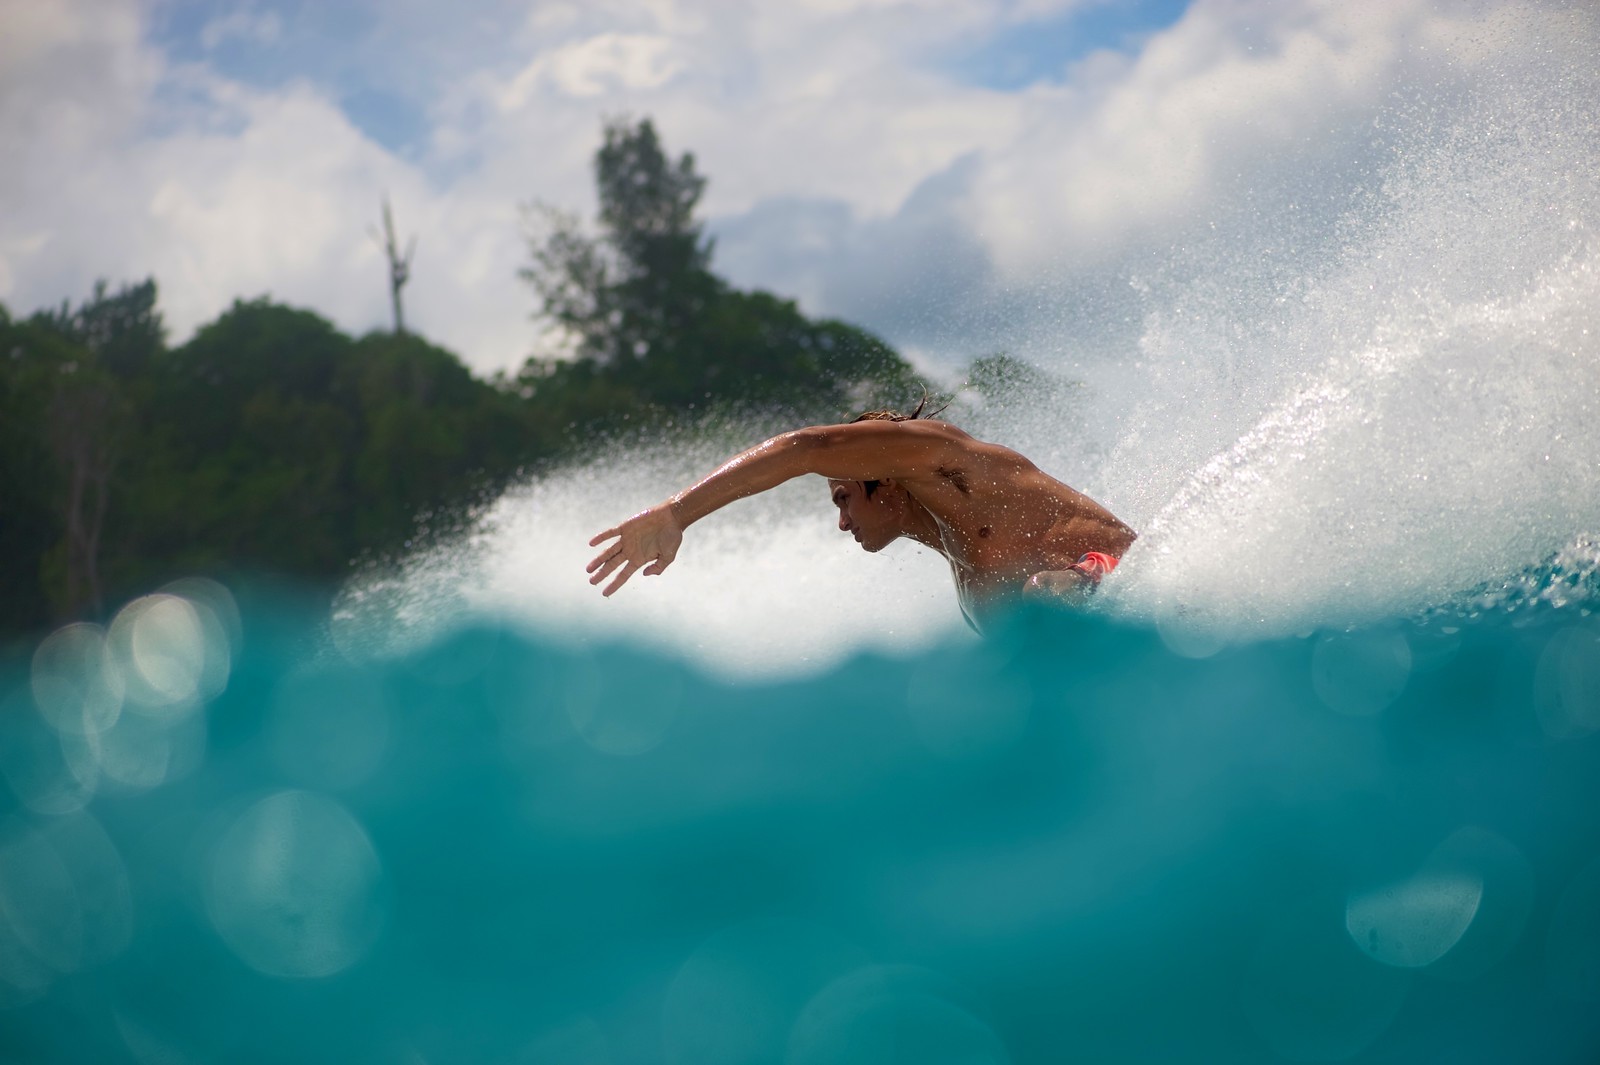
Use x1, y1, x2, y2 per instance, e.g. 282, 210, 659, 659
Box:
2, 584, 1599, 1063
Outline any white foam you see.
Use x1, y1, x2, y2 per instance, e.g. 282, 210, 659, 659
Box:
1101, 64, 1600, 641
332, 433, 967, 679
337, 34, 1599, 675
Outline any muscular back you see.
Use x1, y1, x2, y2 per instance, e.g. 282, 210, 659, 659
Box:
888, 424, 1136, 618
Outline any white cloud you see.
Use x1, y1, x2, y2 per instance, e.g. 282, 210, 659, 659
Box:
0, 0, 162, 309
135, 85, 413, 326
965, 0, 1442, 278
0, 0, 155, 159
501, 32, 683, 104
0, 0, 1593, 379
198, 6, 281, 50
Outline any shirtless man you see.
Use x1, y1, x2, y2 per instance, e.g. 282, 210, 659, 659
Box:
586, 405, 1137, 632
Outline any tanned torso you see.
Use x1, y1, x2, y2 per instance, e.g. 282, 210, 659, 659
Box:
892, 430, 1137, 630
586, 417, 1138, 633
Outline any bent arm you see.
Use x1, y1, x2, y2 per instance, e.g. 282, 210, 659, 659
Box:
668, 419, 965, 528
586, 419, 967, 595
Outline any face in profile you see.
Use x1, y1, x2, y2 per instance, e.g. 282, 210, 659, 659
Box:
829, 479, 904, 552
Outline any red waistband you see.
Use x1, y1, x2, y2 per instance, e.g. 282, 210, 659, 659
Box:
1070, 551, 1120, 581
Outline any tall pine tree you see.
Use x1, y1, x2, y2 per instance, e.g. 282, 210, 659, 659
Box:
519, 117, 917, 429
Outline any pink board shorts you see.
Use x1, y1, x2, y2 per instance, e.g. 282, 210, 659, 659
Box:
1068, 551, 1120, 584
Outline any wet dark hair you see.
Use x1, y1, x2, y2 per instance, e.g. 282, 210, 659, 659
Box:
849, 392, 948, 496
850, 392, 941, 424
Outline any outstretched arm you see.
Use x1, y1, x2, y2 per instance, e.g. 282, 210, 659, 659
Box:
586, 419, 967, 595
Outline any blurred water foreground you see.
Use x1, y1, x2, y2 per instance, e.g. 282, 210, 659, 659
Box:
1, 580, 1598, 1064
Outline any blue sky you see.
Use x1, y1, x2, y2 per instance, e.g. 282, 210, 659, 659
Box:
1, 0, 1586, 374
941, 0, 1189, 89
144, 0, 1193, 154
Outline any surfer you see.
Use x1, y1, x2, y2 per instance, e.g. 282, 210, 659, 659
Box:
586, 401, 1137, 632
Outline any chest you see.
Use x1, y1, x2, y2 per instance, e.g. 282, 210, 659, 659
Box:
934, 512, 1081, 622
935, 515, 1063, 579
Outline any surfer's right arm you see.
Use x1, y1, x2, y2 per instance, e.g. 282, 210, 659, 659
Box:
585, 420, 969, 595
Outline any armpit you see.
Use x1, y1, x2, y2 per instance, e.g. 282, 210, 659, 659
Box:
934, 464, 971, 494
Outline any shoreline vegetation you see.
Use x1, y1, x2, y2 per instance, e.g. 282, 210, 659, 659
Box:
1, 117, 1040, 646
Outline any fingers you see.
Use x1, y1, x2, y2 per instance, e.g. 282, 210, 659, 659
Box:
586, 517, 674, 595
588, 550, 673, 593
586, 541, 621, 575
588, 551, 626, 587
603, 559, 643, 597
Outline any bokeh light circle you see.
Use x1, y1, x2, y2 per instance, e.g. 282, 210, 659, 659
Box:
1311, 629, 1412, 716
661, 917, 867, 1065
0, 819, 84, 977
1546, 855, 1600, 1002
786, 965, 1009, 1065
35, 813, 133, 969
1243, 896, 1411, 1061
1422, 827, 1535, 982
0, 689, 97, 815
516, 1016, 613, 1065
72, 702, 208, 793
0, 905, 54, 1009
30, 623, 123, 736
1155, 603, 1227, 659
1346, 871, 1482, 969
157, 577, 242, 656
105, 593, 231, 719
1533, 624, 1600, 739
564, 655, 677, 757
204, 790, 385, 979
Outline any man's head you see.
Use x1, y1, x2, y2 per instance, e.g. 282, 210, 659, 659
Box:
828, 476, 913, 552
849, 393, 941, 498
829, 393, 944, 550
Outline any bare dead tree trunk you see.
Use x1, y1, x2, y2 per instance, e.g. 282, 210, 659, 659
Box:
48, 379, 123, 619
372, 197, 417, 335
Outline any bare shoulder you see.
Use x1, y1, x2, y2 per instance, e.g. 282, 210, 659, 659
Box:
873, 420, 1039, 480
921, 421, 1037, 469
800, 417, 975, 458
795, 417, 1037, 485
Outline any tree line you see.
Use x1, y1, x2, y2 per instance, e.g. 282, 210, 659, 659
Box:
0, 118, 931, 642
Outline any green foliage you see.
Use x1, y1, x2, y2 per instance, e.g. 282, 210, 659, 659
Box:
123, 302, 534, 587
343, 330, 529, 549
519, 117, 922, 437
0, 315, 89, 629
3, 282, 156, 622
36, 279, 164, 380
2, 118, 932, 642
1, 289, 544, 640
596, 116, 712, 288
963, 353, 1069, 402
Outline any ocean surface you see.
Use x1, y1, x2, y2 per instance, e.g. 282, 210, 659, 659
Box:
2, 591, 1600, 1064
3, 14, 1600, 1065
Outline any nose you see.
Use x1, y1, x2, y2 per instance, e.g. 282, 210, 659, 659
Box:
837, 509, 850, 533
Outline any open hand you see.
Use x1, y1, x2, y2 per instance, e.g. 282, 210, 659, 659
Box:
587, 504, 683, 596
